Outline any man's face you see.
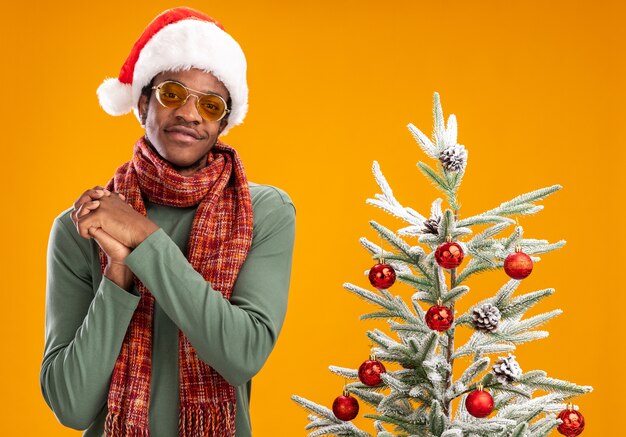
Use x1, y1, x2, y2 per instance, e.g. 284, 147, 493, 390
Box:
138, 68, 230, 176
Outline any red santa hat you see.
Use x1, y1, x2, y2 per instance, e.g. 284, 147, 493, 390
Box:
97, 7, 247, 135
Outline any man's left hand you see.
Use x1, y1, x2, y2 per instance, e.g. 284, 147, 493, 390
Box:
76, 194, 159, 248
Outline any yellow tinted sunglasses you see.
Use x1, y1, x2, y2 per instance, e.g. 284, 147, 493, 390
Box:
152, 80, 230, 122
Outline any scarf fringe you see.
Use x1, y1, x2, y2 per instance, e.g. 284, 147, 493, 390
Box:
105, 411, 150, 437
179, 402, 236, 437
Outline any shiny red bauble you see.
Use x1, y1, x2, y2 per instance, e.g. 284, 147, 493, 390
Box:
504, 250, 533, 279
425, 304, 454, 331
368, 263, 396, 289
332, 392, 359, 421
557, 407, 585, 436
435, 242, 464, 269
358, 358, 386, 386
465, 389, 494, 418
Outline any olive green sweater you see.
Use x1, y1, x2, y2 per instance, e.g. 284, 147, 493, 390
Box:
41, 183, 295, 436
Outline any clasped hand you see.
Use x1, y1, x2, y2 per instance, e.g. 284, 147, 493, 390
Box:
71, 186, 159, 263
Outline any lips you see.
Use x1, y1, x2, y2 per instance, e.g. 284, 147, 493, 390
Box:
164, 125, 204, 140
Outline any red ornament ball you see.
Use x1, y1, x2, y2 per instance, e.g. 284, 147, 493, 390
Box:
557, 407, 585, 436
504, 251, 533, 279
332, 393, 359, 421
465, 389, 494, 418
425, 304, 454, 331
435, 242, 464, 269
358, 358, 387, 386
368, 263, 396, 289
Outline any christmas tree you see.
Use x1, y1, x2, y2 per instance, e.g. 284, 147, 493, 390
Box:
292, 93, 592, 437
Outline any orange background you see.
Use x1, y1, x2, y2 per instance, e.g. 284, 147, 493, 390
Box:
1, 0, 623, 435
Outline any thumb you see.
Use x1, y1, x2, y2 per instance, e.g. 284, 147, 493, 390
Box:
89, 227, 129, 258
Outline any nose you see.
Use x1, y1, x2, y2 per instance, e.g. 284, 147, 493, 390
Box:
174, 94, 202, 124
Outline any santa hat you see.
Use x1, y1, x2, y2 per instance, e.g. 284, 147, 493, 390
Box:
97, 7, 247, 135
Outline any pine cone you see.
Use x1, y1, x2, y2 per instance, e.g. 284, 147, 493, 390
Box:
422, 217, 440, 235
439, 144, 468, 172
492, 354, 523, 384
472, 303, 501, 332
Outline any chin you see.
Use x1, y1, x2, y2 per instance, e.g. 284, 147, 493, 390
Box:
159, 147, 203, 166
147, 138, 211, 173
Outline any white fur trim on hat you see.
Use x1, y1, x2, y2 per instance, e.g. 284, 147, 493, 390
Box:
97, 79, 133, 116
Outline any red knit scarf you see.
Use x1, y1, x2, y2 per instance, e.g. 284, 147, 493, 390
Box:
101, 137, 253, 436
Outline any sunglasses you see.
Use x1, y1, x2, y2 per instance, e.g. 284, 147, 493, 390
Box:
152, 80, 230, 122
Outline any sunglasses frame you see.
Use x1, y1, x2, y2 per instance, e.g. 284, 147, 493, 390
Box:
152, 80, 231, 122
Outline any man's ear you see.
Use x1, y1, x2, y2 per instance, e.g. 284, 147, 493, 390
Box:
138, 94, 149, 127
218, 117, 229, 136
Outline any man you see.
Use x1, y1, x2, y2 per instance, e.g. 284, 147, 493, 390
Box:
40, 7, 295, 437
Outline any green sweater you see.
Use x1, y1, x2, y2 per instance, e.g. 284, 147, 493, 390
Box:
41, 183, 295, 436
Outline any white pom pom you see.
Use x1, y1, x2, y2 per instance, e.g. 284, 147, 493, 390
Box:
97, 79, 133, 116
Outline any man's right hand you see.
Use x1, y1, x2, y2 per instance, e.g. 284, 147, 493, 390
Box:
71, 186, 134, 291
71, 186, 131, 259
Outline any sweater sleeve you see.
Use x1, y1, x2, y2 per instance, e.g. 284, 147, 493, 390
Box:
40, 213, 140, 430
124, 196, 296, 386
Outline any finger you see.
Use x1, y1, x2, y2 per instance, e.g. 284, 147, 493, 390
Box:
73, 188, 111, 208
92, 186, 112, 196
89, 226, 115, 243
89, 226, 110, 242
77, 223, 93, 239
90, 227, 129, 257
72, 192, 98, 215
76, 200, 100, 218
89, 227, 108, 247
76, 209, 100, 239
72, 188, 112, 224
77, 220, 93, 239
